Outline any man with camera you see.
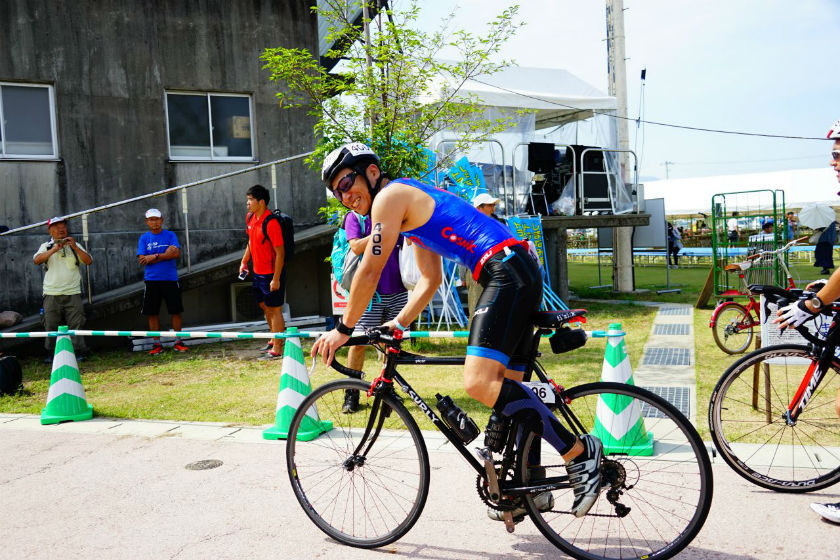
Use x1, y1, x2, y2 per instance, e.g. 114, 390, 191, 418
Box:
33, 217, 92, 361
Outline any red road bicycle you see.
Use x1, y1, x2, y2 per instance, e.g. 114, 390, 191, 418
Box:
710, 238, 805, 354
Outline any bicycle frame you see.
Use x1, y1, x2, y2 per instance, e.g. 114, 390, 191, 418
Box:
785, 305, 840, 423
335, 327, 578, 494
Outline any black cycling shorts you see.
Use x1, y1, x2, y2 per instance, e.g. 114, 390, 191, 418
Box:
141, 280, 184, 316
467, 244, 542, 369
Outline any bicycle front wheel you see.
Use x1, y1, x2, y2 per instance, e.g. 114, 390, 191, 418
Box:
286, 378, 430, 548
709, 344, 840, 492
519, 382, 713, 560
712, 302, 754, 354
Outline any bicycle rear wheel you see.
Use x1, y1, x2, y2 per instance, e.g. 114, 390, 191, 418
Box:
712, 302, 754, 354
519, 382, 713, 560
709, 344, 840, 492
286, 378, 430, 548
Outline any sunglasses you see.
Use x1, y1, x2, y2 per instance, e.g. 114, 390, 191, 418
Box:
331, 170, 358, 201
832, 150, 840, 162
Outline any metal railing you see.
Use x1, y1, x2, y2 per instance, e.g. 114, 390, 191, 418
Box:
2, 152, 313, 303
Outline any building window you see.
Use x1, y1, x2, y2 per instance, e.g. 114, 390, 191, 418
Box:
165, 92, 254, 161
0, 83, 58, 159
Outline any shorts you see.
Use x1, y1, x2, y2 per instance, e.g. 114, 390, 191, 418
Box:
727, 230, 738, 242
252, 271, 286, 308
468, 244, 543, 370
353, 291, 409, 334
141, 281, 184, 316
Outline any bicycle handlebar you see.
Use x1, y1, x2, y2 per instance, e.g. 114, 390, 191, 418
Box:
744, 236, 809, 262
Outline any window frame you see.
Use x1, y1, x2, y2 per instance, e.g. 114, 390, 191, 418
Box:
164, 91, 256, 162
0, 82, 59, 160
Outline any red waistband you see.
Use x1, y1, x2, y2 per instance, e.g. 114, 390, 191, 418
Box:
472, 239, 530, 281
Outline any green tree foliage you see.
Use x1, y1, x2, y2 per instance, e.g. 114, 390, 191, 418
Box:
261, 0, 522, 188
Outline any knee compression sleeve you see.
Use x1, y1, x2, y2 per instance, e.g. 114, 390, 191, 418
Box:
494, 378, 577, 455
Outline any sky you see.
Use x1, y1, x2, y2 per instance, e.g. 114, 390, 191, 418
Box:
414, 0, 839, 182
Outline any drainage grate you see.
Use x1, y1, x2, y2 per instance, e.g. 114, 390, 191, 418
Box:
640, 386, 691, 418
653, 324, 690, 336
642, 347, 691, 366
658, 306, 690, 316
185, 459, 223, 471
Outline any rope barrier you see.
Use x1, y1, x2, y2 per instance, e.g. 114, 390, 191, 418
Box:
1, 328, 626, 340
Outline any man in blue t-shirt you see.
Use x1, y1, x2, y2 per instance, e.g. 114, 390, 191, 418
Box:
137, 208, 187, 355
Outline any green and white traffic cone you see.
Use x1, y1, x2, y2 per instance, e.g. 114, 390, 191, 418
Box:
593, 323, 654, 456
263, 327, 332, 441
41, 326, 93, 425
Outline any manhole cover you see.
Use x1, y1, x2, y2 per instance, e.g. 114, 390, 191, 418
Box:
653, 324, 690, 336
640, 385, 691, 418
185, 459, 223, 471
642, 347, 691, 366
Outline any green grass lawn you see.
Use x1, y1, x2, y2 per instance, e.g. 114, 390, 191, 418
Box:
0, 301, 656, 431
3, 260, 819, 435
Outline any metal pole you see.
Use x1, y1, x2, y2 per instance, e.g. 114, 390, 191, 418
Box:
82, 213, 92, 304
271, 163, 278, 210
181, 188, 191, 273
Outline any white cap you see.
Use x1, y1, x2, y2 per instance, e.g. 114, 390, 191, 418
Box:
145, 208, 162, 218
472, 193, 500, 208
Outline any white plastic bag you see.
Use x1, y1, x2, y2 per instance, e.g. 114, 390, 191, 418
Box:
399, 239, 421, 290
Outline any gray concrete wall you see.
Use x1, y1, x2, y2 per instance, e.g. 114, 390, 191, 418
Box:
0, 0, 324, 317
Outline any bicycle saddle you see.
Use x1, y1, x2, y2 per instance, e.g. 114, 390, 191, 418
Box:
531, 309, 587, 328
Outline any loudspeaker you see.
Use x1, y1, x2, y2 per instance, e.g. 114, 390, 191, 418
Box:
527, 142, 556, 173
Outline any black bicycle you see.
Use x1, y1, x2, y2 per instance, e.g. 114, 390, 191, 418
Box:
286, 310, 713, 560
709, 284, 840, 492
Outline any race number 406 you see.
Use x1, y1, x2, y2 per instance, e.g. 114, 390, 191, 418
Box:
522, 382, 555, 404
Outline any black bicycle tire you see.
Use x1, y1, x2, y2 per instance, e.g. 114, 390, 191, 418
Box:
519, 381, 713, 560
286, 378, 431, 548
712, 301, 754, 355
709, 344, 840, 492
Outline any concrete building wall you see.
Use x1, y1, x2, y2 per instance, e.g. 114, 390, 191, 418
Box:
0, 0, 325, 318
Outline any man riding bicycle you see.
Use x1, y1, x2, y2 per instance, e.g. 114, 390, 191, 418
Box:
311, 143, 603, 518
775, 120, 840, 524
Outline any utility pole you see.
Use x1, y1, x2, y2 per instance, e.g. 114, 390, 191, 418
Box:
606, 0, 634, 292
663, 160, 673, 179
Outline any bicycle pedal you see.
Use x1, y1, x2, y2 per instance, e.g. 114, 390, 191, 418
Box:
476, 447, 500, 501
503, 511, 515, 533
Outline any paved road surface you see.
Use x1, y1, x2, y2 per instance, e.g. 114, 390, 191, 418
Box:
1, 415, 837, 559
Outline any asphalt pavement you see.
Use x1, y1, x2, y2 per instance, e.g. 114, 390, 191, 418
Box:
1, 414, 838, 560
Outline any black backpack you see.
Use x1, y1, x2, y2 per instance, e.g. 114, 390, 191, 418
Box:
0, 356, 23, 396
247, 210, 295, 262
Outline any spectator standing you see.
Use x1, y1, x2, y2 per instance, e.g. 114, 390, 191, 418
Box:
137, 208, 188, 355
727, 211, 740, 244
473, 193, 505, 224
239, 184, 286, 359
341, 210, 408, 413
814, 220, 837, 275
33, 217, 92, 361
667, 222, 682, 267
786, 211, 798, 241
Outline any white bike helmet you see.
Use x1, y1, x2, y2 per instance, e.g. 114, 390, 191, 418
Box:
827, 120, 840, 139
321, 143, 380, 184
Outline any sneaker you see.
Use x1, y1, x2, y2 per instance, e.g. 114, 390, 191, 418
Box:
566, 434, 604, 518
259, 343, 273, 353
173, 340, 189, 352
487, 492, 554, 522
821, 269, 832, 275
342, 389, 359, 414
76, 354, 86, 362
43, 356, 53, 364
148, 343, 164, 356
810, 502, 840, 524
258, 350, 282, 361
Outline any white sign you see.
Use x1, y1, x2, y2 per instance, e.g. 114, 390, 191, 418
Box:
330, 274, 347, 315
759, 295, 828, 364
522, 382, 556, 404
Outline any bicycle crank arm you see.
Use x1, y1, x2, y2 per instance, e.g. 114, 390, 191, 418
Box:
476, 447, 501, 501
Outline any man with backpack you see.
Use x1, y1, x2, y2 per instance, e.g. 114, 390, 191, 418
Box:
239, 184, 287, 359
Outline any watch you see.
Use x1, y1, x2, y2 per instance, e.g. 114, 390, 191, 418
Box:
809, 295, 824, 312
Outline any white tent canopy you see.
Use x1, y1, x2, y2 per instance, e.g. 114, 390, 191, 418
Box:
645, 168, 838, 214
422, 65, 617, 129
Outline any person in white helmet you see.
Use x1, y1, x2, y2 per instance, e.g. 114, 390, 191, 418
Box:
775, 120, 840, 524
